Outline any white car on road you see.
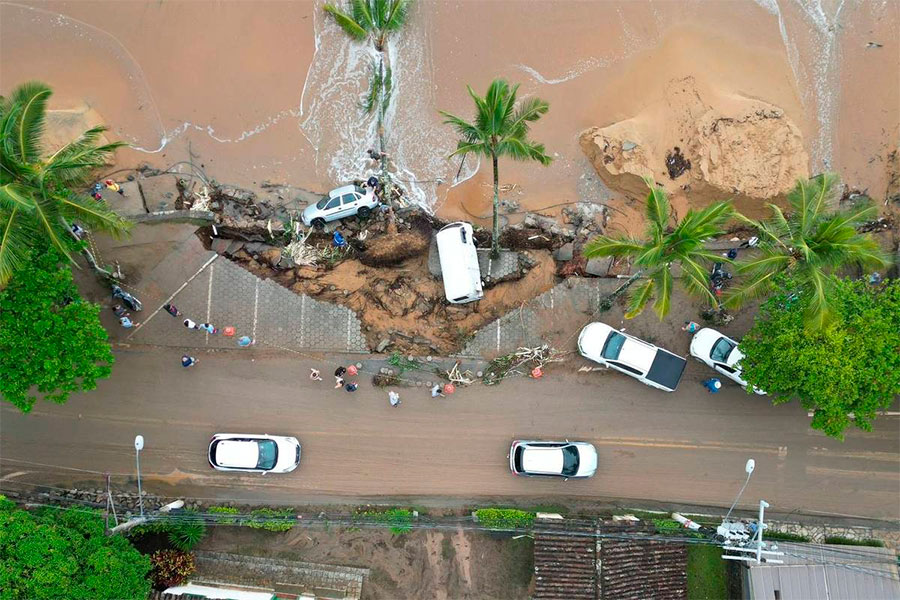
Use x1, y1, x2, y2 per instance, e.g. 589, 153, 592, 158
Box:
509, 440, 598, 479
689, 328, 766, 395
578, 322, 687, 392
301, 184, 379, 229
208, 433, 301, 473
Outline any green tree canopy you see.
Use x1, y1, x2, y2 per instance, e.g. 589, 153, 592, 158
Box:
0, 495, 152, 599
1, 81, 131, 286
739, 276, 900, 439
0, 243, 114, 412
441, 78, 552, 257
583, 177, 732, 319
725, 173, 888, 329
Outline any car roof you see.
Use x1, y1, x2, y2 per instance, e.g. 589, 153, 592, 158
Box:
215, 440, 259, 468
618, 336, 656, 372
329, 184, 359, 198
522, 447, 563, 474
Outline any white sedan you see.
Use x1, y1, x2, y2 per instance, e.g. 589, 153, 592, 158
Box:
689, 328, 766, 395
208, 434, 301, 473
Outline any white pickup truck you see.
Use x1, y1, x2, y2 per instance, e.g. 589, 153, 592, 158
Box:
578, 322, 687, 392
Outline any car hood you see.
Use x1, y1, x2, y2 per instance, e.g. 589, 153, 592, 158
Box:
575, 444, 598, 477
577, 322, 614, 360
273, 437, 301, 472
689, 327, 723, 360
301, 204, 319, 225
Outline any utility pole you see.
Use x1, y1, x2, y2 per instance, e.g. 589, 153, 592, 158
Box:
134, 435, 144, 517
721, 500, 784, 564
107, 500, 184, 536
725, 458, 755, 521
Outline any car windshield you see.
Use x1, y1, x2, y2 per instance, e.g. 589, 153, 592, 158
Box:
710, 337, 736, 362
601, 331, 626, 360
256, 440, 278, 470
315, 196, 329, 209
354, 185, 366, 195
561, 446, 580, 477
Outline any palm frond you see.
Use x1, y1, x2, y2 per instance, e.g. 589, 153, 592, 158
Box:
679, 257, 718, 305
583, 235, 645, 259
362, 62, 382, 114
483, 79, 514, 136
722, 268, 780, 309
9, 81, 52, 164
802, 268, 835, 330
0, 182, 35, 212
676, 201, 732, 240
813, 202, 878, 244
438, 111, 482, 144
509, 96, 550, 136
0, 206, 33, 286
29, 192, 73, 265
351, 0, 376, 30
383, 0, 411, 31
495, 137, 551, 164
624, 278, 655, 319
642, 177, 670, 237
323, 4, 368, 39
651, 267, 673, 319
381, 65, 392, 115
60, 192, 132, 238
733, 253, 791, 278
447, 141, 489, 160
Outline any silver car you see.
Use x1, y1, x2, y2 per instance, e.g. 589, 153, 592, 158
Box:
508, 440, 598, 479
208, 433, 301, 473
301, 184, 379, 229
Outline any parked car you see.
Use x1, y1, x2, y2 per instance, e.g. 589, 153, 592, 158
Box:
208, 433, 301, 473
689, 328, 766, 395
435, 221, 483, 304
508, 440, 598, 479
577, 322, 687, 392
301, 184, 379, 229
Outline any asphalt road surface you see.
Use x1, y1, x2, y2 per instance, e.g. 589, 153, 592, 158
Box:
2, 348, 898, 522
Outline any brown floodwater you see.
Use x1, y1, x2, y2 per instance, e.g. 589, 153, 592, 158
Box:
1, 0, 897, 223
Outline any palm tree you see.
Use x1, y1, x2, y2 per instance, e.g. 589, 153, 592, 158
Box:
0, 81, 131, 286
724, 173, 889, 329
440, 79, 552, 258
583, 177, 732, 319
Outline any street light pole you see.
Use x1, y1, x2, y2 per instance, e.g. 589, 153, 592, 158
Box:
134, 435, 144, 517
724, 458, 755, 521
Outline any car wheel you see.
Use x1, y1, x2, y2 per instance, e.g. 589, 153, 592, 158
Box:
311, 218, 326, 230
357, 206, 371, 219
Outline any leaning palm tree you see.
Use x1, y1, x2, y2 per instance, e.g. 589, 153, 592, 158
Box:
440, 79, 552, 258
583, 177, 732, 319
724, 173, 888, 330
0, 82, 131, 286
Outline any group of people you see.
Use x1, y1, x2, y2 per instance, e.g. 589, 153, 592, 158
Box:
307, 364, 449, 407
91, 179, 125, 200
157, 303, 255, 368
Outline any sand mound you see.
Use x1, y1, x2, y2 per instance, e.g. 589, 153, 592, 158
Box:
580, 76, 809, 210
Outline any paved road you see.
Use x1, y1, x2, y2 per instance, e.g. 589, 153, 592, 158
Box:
2, 348, 898, 522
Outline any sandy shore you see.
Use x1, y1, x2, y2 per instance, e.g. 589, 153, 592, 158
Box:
1, 0, 897, 224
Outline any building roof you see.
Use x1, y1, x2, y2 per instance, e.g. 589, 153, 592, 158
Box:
533, 518, 598, 600
597, 522, 687, 600
745, 543, 900, 600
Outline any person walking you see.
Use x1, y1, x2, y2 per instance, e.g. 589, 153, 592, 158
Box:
183, 318, 198, 330
309, 368, 322, 381
345, 382, 358, 393
200, 323, 218, 334
119, 315, 136, 328
702, 378, 722, 393
237, 336, 254, 347
181, 355, 198, 368
388, 390, 401, 407
104, 179, 124, 195
430, 384, 445, 398
164, 303, 181, 317
334, 375, 345, 389
682, 321, 700, 333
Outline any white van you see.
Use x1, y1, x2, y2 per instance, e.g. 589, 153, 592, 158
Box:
436, 222, 484, 304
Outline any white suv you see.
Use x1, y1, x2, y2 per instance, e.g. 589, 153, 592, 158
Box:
208, 433, 301, 473
689, 328, 766, 395
301, 185, 379, 229
508, 440, 598, 479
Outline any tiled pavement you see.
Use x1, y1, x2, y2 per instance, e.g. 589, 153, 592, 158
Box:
127, 239, 367, 353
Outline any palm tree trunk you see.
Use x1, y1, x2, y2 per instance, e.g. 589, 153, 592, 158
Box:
598, 269, 643, 311
491, 151, 500, 259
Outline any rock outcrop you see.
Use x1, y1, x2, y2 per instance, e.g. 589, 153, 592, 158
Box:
580, 77, 809, 210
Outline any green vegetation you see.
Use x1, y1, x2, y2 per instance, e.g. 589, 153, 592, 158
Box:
475, 508, 535, 530
0, 244, 114, 412
0, 81, 131, 286
726, 173, 888, 330
825, 536, 885, 547
740, 276, 900, 439
0, 495, 152, 599
764, 530, 811, 542
129, 511, 207, 551
652, 518, 683, 533
583, 177, 732, 319
441, 79, 552, 258
247, 508, 295, 532
207, 506, 240, 525
356, 508, 413, 534
686, 544, 728, 600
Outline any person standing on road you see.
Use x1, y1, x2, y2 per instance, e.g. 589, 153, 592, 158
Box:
682, 321, 700, 333
702, 378, 722, 393
183, 318, 198, 330
430, 384, 444, 398
309, 368, 322, 381
388, 390, 401, 407
119, 315, 136, 328
182, 355, 198, 368
334, 366, 346, 388
200, 323, 218, 334
237, 336, 254, 347
164, 303, 182, 317
345, 382, 358, 393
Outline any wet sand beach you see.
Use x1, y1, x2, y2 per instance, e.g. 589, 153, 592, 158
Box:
1, 0, 897, 223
